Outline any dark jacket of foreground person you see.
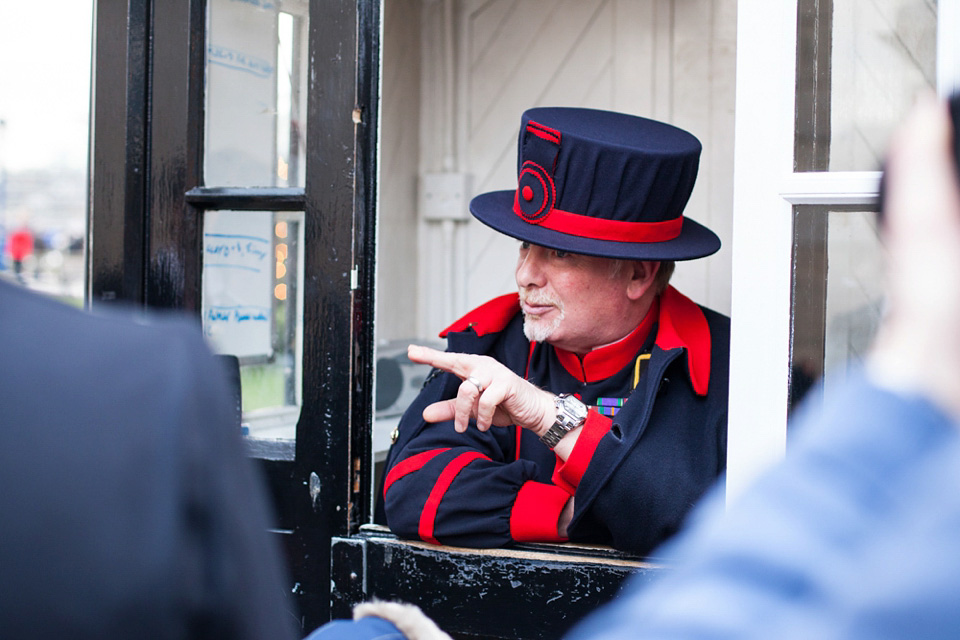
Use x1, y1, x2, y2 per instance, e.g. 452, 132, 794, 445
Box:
0, 279, 298, 640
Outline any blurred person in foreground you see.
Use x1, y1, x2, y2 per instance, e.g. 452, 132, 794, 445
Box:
0, 281, 298, 640
310, 93, 960, 640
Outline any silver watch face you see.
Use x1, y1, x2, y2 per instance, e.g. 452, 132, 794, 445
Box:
556, 394, 588, 427
540, 396, 587, 448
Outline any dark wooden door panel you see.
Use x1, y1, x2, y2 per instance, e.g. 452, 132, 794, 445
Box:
332, 528, 661, 640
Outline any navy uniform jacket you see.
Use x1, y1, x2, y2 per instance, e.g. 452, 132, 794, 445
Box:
0, 280, 298, 640
381, 286, 730, 556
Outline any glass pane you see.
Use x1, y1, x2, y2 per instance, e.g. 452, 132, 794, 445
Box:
824, 210, 885, 380
796, 0, 937, 172
0, 0, 92, 304
205, 0, 308, 187
790, 206, 885, 410
202, 210, 303, 450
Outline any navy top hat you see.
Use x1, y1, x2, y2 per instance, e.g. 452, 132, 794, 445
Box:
470, 107, 721, 261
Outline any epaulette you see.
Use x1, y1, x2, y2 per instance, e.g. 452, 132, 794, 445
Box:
440, 293, 520, 338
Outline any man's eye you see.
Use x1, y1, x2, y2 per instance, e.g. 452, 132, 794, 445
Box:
554, 250, 569, 258
520, 241, 531, 250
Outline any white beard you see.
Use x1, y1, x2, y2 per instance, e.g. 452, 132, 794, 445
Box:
523, 310, 565, 343
520, 291, 565, 343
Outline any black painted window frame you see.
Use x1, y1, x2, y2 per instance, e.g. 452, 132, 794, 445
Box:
88, 0, 380, 628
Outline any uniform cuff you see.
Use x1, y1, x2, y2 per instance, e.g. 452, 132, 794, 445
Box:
510, 481, 571, 542
553, 411, 610, 492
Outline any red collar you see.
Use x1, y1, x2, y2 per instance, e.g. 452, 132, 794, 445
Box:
651, 286, 712, 395
553, 298, 659, 383
553, 286, 712, 395
441, 287, 712, 395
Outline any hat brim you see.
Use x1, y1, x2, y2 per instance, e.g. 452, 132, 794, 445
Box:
470, 191, 721, 261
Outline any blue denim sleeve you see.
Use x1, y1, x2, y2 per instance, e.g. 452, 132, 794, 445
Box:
304, 616, 407, 640
565, 370, 958, 640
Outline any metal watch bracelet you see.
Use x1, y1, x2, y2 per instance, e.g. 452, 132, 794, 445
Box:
539, 393, 588, 448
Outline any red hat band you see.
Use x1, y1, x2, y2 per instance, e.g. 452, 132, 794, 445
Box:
512, 194, 684, 243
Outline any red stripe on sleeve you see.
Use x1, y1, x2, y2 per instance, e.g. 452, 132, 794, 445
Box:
418, 451, 489, 544
383, 448, 450, 498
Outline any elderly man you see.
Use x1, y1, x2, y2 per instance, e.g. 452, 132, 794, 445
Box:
379, 107, 729, 555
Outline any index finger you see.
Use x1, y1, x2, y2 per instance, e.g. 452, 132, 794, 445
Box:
407, 344, 477, 378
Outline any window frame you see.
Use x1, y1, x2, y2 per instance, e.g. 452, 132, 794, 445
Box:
728, 0, 959, 500
89, 0, 380, 629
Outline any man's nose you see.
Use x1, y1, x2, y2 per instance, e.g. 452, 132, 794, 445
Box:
516, 245, 547, 287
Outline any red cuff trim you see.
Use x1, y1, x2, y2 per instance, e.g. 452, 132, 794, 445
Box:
510, 481, 571, 542
655, 286, 712, 395
551, 456, 576, 495
418, 451, 489, 544
383, 448, 450, 498
554, 412, 611, 491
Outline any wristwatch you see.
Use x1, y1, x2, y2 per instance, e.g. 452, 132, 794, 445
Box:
539, 394, 588, 448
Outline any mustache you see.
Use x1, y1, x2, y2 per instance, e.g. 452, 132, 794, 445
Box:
519, 290, 564, 310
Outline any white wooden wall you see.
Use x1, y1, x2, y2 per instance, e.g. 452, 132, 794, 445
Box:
377, 0, 737, 344
377, 0, 423, 343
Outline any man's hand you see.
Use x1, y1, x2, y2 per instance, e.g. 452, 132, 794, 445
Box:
407, 344, 557, 436
868, 93, 960, 419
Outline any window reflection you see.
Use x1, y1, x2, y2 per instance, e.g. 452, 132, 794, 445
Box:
824, 211, 885, 378
202, 210, 304, 448
0, 1, 92, 303
205, 0, 308, 188
796, 0, 937, 172
790, 207, 885, 411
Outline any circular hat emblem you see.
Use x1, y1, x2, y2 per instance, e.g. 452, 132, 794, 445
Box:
514, 161, 556, 224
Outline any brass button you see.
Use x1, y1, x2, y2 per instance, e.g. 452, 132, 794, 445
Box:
390, 428, 400, 444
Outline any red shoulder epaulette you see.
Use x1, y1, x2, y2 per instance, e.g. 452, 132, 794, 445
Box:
439, 293, 521, 338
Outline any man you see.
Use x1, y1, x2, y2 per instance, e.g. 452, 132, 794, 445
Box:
0, 280, 298, 640
379, 107, 729, 555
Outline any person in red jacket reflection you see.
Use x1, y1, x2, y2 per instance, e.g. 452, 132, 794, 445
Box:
7, 224, 34, 282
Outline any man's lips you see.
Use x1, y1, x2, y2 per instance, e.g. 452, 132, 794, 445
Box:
520, 300, 556, 317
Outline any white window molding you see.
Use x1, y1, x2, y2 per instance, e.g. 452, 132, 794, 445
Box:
780, 172, 882, 207
726, 0, 799, 503
939, 2, 960, 96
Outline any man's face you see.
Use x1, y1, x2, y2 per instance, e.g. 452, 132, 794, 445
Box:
515, 242, 639, 354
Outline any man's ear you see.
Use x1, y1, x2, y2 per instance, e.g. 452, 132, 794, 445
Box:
625, 260, 660, 301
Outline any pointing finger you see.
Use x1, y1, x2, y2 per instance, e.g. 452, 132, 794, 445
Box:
408, 344, 474, 378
